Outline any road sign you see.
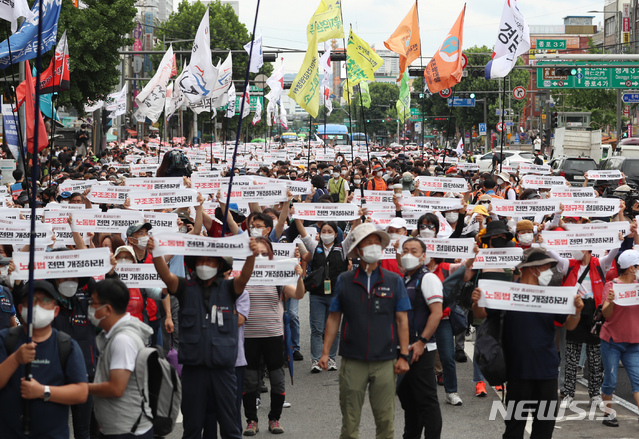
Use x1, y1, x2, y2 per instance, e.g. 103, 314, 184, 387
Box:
623, 93, 639, 104
513, 86, 526, 100
496, 122, 504, 132
461, 53, 468, 69
479, 123, 486, 135
536, 39, 567, 50
505, 121, 514, 126
447, 97, 476, 107
465, 132, 470, 138
410, 108, 422, 116
537, 61, 639, 89
542, 114, 547, 120
439, 88, 452, 98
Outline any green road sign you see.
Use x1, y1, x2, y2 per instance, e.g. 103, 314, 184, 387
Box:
537, 61, 639, 89
537, 39, 566, 50
410, 108, 422, 116
233, 95, 263, 115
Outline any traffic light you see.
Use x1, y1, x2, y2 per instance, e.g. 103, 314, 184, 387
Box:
544, 129, 552, 145
329, 52, 346, 61
471, 69, 485, 78
469, 93, 476, 99
408, 68, 424, 77
551, 112, 559, 129
263, 53, 277, 63
555, 67, 577, 76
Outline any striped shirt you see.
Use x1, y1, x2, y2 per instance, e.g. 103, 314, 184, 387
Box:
244, 285, 284, 338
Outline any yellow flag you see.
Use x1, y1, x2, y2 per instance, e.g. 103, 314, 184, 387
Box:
307, 0, 344, 43
289, 30, 320, 118
341, 79, 353, 104
346, 29, 383, 86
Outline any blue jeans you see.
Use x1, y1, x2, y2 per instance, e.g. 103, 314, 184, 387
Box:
600, 338, 639, 395
435, 319, 457, 393
286, 298, 300, 352
310, 294, 338, 361
472, 347, 486, 383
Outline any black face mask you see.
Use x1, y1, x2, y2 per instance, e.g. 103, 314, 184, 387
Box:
490, 237, 508, 248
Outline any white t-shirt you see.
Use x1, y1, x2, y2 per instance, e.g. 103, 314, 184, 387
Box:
419, 272, 444, 352
106, 314, 142, 371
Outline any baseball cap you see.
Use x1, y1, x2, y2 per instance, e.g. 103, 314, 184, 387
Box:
126, 222, 152, 237
619, 250, 639, 269
387, 217, 407, 231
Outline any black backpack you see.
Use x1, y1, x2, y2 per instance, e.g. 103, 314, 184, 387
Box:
166, 150, 192, 177
5, 326, 72, 370
474, 311, 507, 386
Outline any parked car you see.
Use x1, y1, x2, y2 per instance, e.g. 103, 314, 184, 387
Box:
475, 150, 535, 173
550, 157, 598, 184
599, 156, 639, 188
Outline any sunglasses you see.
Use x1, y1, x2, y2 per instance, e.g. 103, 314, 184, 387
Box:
419, 224, 436, 230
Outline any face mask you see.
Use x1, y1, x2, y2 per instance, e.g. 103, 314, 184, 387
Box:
250, 228, 264, 238
518, 233, 534, 246
496, 178, 504, 185
135, 236, 149, 250
420, 229, 436, 238
333, 172, 340, 179
491, 237, 508, 248
359, 244, 382, 264
423, 256, 432, 265
401, 254, 421, 271
179, 225, 189, 233
255, 255, 269, 260
341, 170, 347, 175
445, 212, 459, 224
572, 250, 584, 260
538, 268, 554, 286
58, 281, 78, 298
389, 233, 402, 240
196, 265, 218, 280
320, 233, 335, 244
353, 179, 361, 185
88, 305, 107, 327
22, 304, 56, 329
376, 171, 383, 177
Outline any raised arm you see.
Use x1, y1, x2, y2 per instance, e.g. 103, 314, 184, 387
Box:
233, 238, 259, 295
148, 237, 180, 294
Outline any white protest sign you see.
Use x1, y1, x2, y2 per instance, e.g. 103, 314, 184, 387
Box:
477, 279, 578, 314
192, 170, 222, 178
125, 177, 184, 190
292, 203, 360, 221
87, 186, 132, 205
370, 211, 396, 227
144, 212, 179, 232
564, 221, 630, 237
0, 220, 53, 245
549, 186, 596, 198
129, 189, 198, 209
521, 175, 567, 189
381, 239, 399, 260
352, 190, 395, 205
58, 179, 99, 194
456, 162, 480, 172
230, 258, 299, 286
115, 263, 167, 288
363, 203, 396, 214
151, 232, 252, 258
612, 283, 639, 306
70, 211, 145, 233
0, 208, 20, 219
272, 243, 297, 260
191, 176, 256, 194
43, 210, 75, 245
129, 164, 159, 176
542, 229, 621, 250
472, 248, 523, 269
12, 248, 112, 280
221, 184, 288, 203
490, 199, 559, 216
585, 170, 623, 181
418, 176, 468, 193
556, 198, 621, 217
400, 196, 464, 212
418, 237, 476, 259
518, 163, 551, 175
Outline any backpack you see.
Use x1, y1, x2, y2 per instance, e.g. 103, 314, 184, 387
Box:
166, 150, 192, 177
474, 311, 507, 386
130, 346, 182, 437
5, 326, 72, 370
441, 265, 467, 310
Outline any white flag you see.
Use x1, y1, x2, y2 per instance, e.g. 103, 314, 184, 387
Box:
136, 45, 174, 123
226, 83, 236, 118
266, 100, 273, 126
242, 86, 251, 119
252, 98, 262, 125
280, 105, 288, 129
456, 138, 464, 155
84, 100, 103, 113
107, 83, 127, 119
243, 34, 263, 73
319, 41, 331, 92
325, 98, 333, 116
209, 51, 233, 105
177, 8, 217, 104
485, 0, 530, 79
165, 80, 186, 120
0, 0, 33, 33
265, 61, 285, 103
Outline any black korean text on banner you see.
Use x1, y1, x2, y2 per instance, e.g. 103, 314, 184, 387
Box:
221, 184, 288, 204
272, 243, 297, 260
191, 170, 221, 179
125, 177, 184, 190
585, 170, 624, 181
128, 189, 198, 210
144, 212, 179, 232
612, 283, 639, 306
44, 210, 81, 245
292, 203, 360, 221
58, 179, 99, 194
151, 232, 252, 258
0, 208, 20, 219
0, 219, 53, 245
417, 177, 468, 193
362, 203, 396, 214
490, 199, 560, 216
253, 176, 312, 196
400, 196, 464, 212
87, 185, 132, 205
115, 264, 167, 288
477, 279, 578, 314
352, 190, 395, 205
418, 238, 476, 259
521, 175, 567, 189
472, 248, 523, 269
565, 221, 630, 238
549, 186, 596, 198
381, 239, 399, 260
191, 176, 256, 194
456, 162, 480, 172
518, 163, 551, 175
554, 198, 621, 217
12, 248, 112, 280
542, 229, 621, 251
70, 211, 145, 233
129, 164, 159, 176
229, 258, 300, 286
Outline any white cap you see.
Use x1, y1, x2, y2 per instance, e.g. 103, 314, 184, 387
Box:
387, 217, 407, 231
618, 250, 639, 269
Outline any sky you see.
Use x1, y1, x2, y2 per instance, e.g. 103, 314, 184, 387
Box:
231, 0, 609, 73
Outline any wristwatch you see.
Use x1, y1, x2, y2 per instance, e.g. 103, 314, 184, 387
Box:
399, 353, 410, 362
418, 336, 428, 344
43, 385, 51, 402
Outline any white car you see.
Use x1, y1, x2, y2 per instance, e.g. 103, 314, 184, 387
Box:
476, 151, 535, 173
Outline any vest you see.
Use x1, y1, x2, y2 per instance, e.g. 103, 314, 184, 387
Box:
501, 184, 516, 199
337, 267, 403, 362
0, 286, 14, 330
310, 244, 348, 296
405, 266, 436, 344
562, 258, 605, 308
328, 177, 346, 202
178, 273, 238, 368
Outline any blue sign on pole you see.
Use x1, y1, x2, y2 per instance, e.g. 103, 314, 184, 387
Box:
622, 93, 639, 104
447, 97, 476, 107
479, 123, 486, 135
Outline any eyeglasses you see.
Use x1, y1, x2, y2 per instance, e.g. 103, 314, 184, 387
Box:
33, 296, 55, 306
419, 224, 436, 230
480, 201, 491, 205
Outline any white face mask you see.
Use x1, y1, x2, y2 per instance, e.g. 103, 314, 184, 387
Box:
21, 304, 56, 329
420, 229, 436, 238
518, 233, 534, 246
359, 244, 382, 264
445, 212, 459, 224
135, 236, 149, 250
376, 171, 383, 178
401, 253, 422, 271
333, 172, 340, 179
320, 233, 335, 244
255, 255, 269, 260
196, 265, 218, 280
179, 225, 189, 233
353, 179, 361, 185
538, 268, 554, 286
58, 281, 78, 298
341, 170, 347, 175
250, 227, 264, 238
88, 305, 106, 327
423, 256, 432, 265
389, 233, 402, 240
572, 250, 584, 260
497, 178, 504, 185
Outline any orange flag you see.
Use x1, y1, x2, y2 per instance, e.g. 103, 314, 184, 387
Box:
18, 61, 49, 154
423, 5, 466, 93
384, 1, 421, 81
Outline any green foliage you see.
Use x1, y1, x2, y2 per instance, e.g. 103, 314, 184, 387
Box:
349, 82, 400, 140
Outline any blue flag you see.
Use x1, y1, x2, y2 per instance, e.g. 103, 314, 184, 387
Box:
0, 0, 62, 69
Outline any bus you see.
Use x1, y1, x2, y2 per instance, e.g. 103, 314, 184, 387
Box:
352, 132, 369, 145
316, 124, 349, 145
281, 132, 298, 142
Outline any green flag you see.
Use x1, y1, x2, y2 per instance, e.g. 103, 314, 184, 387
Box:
396, 70, 410, 124
360, 81, 371, 108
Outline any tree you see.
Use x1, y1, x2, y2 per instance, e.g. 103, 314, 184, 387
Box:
349, 82, 400, 143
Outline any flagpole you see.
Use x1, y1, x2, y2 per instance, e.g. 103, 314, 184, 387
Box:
222, 0, 261, 236
357, 85, 371, 170
209, 99, 214, 170
499, 76, 506, 173
343, 24, 354, 161
442, 89, 455, 167
416, 0, 425, 163
323, 100, 327, 154
49, 39, 56, 180
307, 115, 312, 175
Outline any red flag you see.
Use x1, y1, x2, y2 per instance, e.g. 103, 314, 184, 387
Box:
39, 31, 70, 95
19, 61, 49, 154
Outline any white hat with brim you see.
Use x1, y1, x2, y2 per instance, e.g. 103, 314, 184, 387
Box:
346, 223, 391, 258
618, 250, 639, 269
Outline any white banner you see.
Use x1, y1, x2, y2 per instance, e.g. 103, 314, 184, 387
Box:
585, 170, 623, 181
518, 163, 551, 175
564, 221, 630, 237
542, 229, 621, 250
43, 210, 76, 245
0, 219, 53, 245
472, 248, 523, 269
70, 211, 145, 233
382, 239, 399, 260
490, 199, 559, 216
115, 263, 167, 288
418, 237, 475, 259
12, 248, 112, 280
87, 186, 132, 205
125, 177, 184, 190
144, 212, 179, 232
352, 190, 396, 205
191, 176, 256, 194
272, 243, 297, 260
477, 279, 577, 314
521, 175, 567, 189
400, 196, 464, 212
221, 184, 288, 203
556, 198, 621, 217
129, 164, 159, 176
152, 232, 252, 258
292, 203, 360, 221
456, 162, 480, 172
612, 283, 639, 306
231, 258, 299, 286
58, 179, 98, 194
549, 186, 596, 198
129, 189, 198, 210
417, 176, 468, 193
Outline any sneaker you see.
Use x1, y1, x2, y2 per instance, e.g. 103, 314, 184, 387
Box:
283, 401, 291, 408
436, 373, 444, 386
446, 392, 463, 406
311, 359, 321, 373
268, 419, 284, 434
256, 397, 261, 410
244, 421, 259, 436
590, 395, 603, 410
494, 384, 504, 391
327, 358, 337, 371
455, 350, 467, 363
560, 396, 574, 409
475, 381, 487, 397
602, 413, 619, 427
293, 350, 304, 361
